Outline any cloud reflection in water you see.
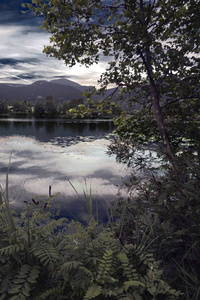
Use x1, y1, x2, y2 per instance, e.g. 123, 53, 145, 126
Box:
0, 136, 128, 212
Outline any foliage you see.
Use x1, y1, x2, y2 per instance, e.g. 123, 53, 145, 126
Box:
111, 158, 200, 299
25, 0, 200, 161
44, 95, 58, 116
12, 100, 28, 113
34, 100, 45, 115
0, 99, 9, 114
0, 189, 180, 299
66, 98, 84, 110
67, 98, 123, 119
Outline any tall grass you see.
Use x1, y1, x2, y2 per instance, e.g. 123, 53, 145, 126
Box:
2, 154, 16, 234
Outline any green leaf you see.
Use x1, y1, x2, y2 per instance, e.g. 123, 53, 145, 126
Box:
84, 284, 102, 300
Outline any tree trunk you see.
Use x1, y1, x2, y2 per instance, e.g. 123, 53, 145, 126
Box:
139, 48, 174, 160
149, 81, 174, 160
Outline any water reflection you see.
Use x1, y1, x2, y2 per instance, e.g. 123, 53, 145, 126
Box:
34, 121, 45, 130
0, 118, 115, 144
13, 121, 33, 130
89, 123, 96, 132
45, 121, 58, 134
0, 118, 123, 217
0, 137, 127, 210
0, 120, 10, 130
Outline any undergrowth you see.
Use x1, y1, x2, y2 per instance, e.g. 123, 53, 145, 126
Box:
0, 190, 181, 299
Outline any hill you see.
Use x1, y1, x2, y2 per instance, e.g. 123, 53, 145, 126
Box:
0, 79, 90, 104
0, 78, 134, 108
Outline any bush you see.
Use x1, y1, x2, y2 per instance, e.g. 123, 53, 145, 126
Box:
111, 158, 200, 299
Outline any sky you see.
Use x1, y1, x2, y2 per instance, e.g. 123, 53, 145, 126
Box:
0, 0, 108, 86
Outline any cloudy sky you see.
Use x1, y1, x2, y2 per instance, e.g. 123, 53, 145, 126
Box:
0, 0, 108, 86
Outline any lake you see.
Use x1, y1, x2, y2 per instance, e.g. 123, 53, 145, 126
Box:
0, 118, 129, 219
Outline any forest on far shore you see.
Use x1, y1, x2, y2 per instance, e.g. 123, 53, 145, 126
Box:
0, 95, 123, 118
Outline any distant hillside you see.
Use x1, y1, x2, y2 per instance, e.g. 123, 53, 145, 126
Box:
0, 79, 90, 104
0, 78, 136, 108
49, 78, 92, 91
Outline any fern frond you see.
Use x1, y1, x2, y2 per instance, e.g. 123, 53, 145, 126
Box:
98, 230, 120, 253
31, 243, 59, 266
6, 265, 39, 299
118, 252, 138, 281
0, 273, 12, 296
98, 249, 113, 274
79, 266, 93, 279
0, 244, 24, 256
60, 260, 82, 273
123, 280, 145, 292
27, 266, 41, 284
83, 284, 102, 300
37, 287, 58, 299
40, 218, 68, 236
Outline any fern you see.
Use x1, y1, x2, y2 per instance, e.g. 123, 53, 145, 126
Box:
5, 265, 40, 299
83, 284, 102, 300
123, 280, 145, 292
31, 243, 60, 266
0, 176, 181, 300
60, 260, 82, 273
79, 266, 93, 279
118, 252, 138, 281
0, 244, 24, 256
36, 287, 58, 300
98, 249, 113, 274
39, 218, 68, 237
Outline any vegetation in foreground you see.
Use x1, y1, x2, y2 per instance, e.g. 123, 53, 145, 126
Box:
1, 158, 200, 299
0, 183, 182, 300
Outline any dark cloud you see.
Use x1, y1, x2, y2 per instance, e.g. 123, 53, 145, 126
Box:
0, 58, 22, 65
0, 0, 42, 26
0, 58, 40, 66
53, 75, 84, 80
20, 73, 44, 80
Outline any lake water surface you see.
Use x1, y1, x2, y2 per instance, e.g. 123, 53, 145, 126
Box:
0, 118, 128, 219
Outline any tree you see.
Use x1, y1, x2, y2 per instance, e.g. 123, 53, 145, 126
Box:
44, 95, 58, 116
0, 99, 9, 114
12, 100, 28, 113
34, 100, 45, 115
26, 0, 200, 165
66, 98, 84, 110
62, 100, 69, 115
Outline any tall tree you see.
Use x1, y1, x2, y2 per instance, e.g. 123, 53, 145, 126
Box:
0, 99, 9, 114
34, 100, 45, 115
44, 95, 58, 116
26, 0, 200, 162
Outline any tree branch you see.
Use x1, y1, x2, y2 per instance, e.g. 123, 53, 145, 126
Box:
161, 96, 200, 109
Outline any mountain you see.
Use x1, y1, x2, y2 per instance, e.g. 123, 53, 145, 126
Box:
0, 78, 134, 108
0, 79, 91, 104
49, 78, 92, 91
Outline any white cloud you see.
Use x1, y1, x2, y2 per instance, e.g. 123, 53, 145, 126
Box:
0, 24, 111, 86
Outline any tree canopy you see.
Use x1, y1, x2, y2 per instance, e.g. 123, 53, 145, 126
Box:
26, 0, 200, 163
0, 99, 9, 114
